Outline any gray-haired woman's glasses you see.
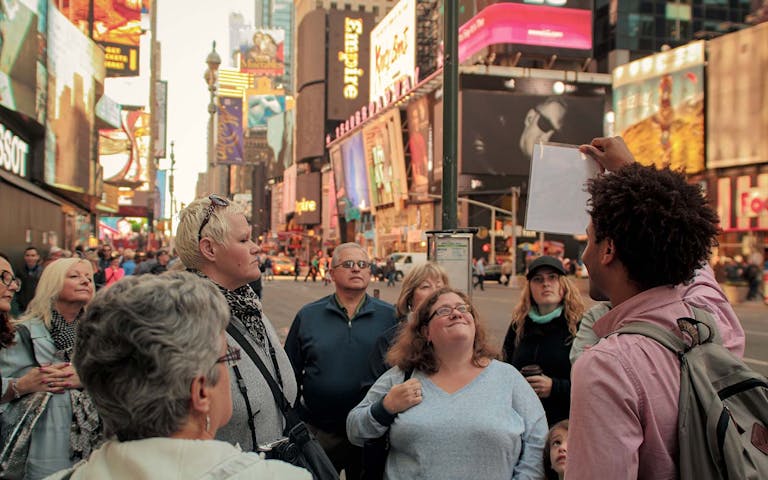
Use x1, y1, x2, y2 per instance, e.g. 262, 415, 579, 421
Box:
0, 270, 21, 289
216, 345, 241, 368
198, 194, 230, 241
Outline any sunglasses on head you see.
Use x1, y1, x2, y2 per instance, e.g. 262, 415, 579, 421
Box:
198, 194, 230, 241
534, 108, 557, 134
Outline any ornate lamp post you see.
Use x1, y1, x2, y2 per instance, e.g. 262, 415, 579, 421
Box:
203, 41, 223, 194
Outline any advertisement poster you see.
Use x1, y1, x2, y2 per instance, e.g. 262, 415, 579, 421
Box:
362, 110, 407, 208
46, 4, 105, 193
246, 91, 285, 130
57, 0, 144, 76
461, 89, 603, 177
237, 27, 285, 76
340, 131, 371, 213
613, 42, 705, 174
99, 110, 150, 190
216, 97, 245, 165
406, 96, 431, 199
707, 24, 768, 169
329, 145, 348, 215
266, 110, 294, 178
0, 0, 47, 121
369, 0, 416, 102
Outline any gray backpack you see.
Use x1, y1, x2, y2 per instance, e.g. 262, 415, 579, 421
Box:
617, 307, 768, 480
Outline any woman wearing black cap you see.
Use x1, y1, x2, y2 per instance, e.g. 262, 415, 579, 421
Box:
503, 256, 585, 426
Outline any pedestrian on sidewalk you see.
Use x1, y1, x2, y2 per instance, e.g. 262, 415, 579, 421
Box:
285, 243, 396, 478
294, 256, 301, 281
503, 255, 585, 426
176, 194, 297, 452
347, 287, 547, 479
567, 136, 723, 478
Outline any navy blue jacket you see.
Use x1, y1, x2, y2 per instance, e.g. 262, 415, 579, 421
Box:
285, 293, 397, 433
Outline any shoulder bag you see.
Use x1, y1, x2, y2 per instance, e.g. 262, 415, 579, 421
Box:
227, 323, 338, 480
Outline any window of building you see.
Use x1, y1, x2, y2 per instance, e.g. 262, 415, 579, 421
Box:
373, 6, 379, 15
316, 0, 323, 7
344, 3, 351, 9
330, 2, 337, 9
359, 4, 365, 11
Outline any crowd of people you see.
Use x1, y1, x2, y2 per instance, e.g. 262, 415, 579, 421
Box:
0, 136, 757, 480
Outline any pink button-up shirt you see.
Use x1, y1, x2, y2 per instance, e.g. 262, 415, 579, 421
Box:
568, 285, 689, 479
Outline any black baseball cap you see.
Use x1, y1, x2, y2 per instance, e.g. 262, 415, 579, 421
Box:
526, 256, 566, 279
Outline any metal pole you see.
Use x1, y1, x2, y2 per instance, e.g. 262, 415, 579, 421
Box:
169, 141, 175, 236
441, 0, 459, 230
489, 208, 496, 265
509, 187, 519, 288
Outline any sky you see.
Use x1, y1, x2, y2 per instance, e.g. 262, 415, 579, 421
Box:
106, 0, 254, 211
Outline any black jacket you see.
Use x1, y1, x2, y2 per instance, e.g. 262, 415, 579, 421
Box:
503, 312, 574, 426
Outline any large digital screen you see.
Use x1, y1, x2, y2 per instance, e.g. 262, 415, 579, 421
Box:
340, 131, 371, 212
295, 171, 321, 225
707, 24, 768, 169
45, 4, 105, 193
57, 0, 143, 77
99, 110, 150, 190
362, 110, 407, 208
0, 0, 47, 121
327, 10, 375, 121
246, 91, 285, 130
613, 41, 705, 174
330, 145, 347, 214
216, 96, 245, 165
369, 0, 416, 103
461, 89, 603, 176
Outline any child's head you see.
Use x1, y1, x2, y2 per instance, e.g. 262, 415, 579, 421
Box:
544, 419, 569, 479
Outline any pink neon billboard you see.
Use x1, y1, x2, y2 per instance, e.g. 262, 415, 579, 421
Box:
458, 3, 592, 62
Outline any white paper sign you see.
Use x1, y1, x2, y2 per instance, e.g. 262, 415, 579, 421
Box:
525, 142, 601, 235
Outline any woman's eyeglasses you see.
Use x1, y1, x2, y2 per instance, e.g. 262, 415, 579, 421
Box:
216, 345, 241, 367
428, 304, 470, 322
333, 260, 370, 269
198, 194, 230, 241
0, 270, 21, 289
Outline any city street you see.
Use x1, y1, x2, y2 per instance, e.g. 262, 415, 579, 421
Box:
260, 275, 768, 377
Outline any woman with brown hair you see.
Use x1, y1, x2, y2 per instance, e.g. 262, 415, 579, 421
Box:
503, 256, 585, 426
0, 253, 20, 349
347, 288, 547, 479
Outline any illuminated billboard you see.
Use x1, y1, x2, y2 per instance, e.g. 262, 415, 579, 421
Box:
237, 28, 285, 76
46, 5, 105, 194
266, 110, 294, 178
613, 41, 705, 174
369, 0, 416, 103
707, 24, 768, 169
99, 110, 151, 190
330, 145, 348, 215
362, 110, 407, 208
327, 10, 375, 121
295, 172, 321, 225
340, 131, 371, 212
0, 0, 47, 121
246, 92, 285, 130
457, 2, 592, 61
461, 88, 603, 176
57, 0, 143, 77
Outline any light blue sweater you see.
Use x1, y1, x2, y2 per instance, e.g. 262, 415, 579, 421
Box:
347, 360, 547, 480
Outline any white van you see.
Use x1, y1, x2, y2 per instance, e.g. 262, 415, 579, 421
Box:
389, 252, 427, 281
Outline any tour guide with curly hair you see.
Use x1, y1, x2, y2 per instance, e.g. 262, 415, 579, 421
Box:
567, 137, 724, 479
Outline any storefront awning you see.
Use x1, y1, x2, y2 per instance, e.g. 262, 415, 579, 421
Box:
43, 185, 99, 213
0, 170, 61, 206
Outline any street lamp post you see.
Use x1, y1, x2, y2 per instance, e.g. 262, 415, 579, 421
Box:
204, 41, 223, 195
169, 140, 176, 236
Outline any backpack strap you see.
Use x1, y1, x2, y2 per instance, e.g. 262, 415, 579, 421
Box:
615, 321, 688, 355
231, 364, 259, 450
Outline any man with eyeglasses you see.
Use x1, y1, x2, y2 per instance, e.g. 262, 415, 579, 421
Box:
285, 242, 397, 478
519, 97, 567, 161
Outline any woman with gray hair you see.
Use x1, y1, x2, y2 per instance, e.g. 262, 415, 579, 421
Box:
45, 272, 309, 479
175, 195, 297, 451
